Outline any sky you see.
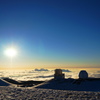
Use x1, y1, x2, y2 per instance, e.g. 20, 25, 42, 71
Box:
0, 0, 100, 69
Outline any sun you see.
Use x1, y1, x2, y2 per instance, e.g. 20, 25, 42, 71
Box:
5, 48, 17, 57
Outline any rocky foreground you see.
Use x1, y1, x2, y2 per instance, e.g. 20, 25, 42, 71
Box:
0, 86, 100, 100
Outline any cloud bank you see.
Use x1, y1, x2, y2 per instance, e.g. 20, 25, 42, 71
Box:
34, 68, 49, 71
62, 69, 71, 72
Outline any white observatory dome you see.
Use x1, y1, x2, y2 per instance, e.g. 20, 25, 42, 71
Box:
79, 70, 88, 79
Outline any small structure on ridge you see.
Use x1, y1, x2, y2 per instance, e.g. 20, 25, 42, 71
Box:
79, 70, 88, 79
54, 69, 65, 80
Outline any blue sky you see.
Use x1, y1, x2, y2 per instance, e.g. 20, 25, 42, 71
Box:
0, 0, 100, 69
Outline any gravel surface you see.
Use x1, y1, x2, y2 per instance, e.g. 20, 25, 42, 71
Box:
0, 86, 100, 100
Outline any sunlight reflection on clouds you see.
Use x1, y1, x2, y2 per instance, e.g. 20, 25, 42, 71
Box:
0, 68, 100, 81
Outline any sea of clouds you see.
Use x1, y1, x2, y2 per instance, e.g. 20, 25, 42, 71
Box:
0, 68, 100, 81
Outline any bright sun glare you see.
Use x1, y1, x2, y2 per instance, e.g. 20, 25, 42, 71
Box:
5, 48, 17, 57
